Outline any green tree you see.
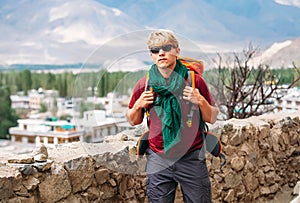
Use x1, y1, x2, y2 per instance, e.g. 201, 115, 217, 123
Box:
46, 72, 56, 89
98, 70, 107, 97
0, 86, 18, 139
39, 102, 47, 113
21, 70, 32, 95
66, 72, 75, 97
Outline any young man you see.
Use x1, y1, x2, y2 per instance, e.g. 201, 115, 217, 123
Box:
126, 30, 219, 203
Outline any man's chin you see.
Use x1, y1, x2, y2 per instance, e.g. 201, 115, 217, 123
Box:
157, 61, 170, 68
157, 65, 169, 69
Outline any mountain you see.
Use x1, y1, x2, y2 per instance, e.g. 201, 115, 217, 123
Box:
0, 0, 142, 65
0, 0, 299, 67
96, 0, 300, 49
259, 37, 300, 68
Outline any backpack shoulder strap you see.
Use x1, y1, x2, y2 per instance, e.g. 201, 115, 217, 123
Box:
187, 69, 195, 88
186, 69, 196, 127
145, 69, 196, 127
144, 72, 152, 123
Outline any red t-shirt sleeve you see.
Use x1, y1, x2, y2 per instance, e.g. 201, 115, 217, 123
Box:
195, 74, 216, 106
128, 77, 147, 109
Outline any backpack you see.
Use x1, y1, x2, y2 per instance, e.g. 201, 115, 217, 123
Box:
178, 56, 204, 76
136, 56, 226, 170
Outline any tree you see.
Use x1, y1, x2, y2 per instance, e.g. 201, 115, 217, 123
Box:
39, 102, 47, 113
21, 70, 32, 95
0, 86, 18, 139
209, 44, 300, 120
98, 70, 107, 97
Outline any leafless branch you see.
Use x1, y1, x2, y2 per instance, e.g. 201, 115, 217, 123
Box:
211, 45, 300, 120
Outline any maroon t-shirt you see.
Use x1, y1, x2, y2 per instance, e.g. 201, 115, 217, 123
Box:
128, 73, 216, 157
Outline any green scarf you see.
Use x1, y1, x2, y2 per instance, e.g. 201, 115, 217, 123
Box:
149, 60, 188, 154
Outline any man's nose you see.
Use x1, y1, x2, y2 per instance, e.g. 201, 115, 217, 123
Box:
158, 49, 165, 55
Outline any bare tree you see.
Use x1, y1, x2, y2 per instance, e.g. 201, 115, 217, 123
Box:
210, 44, 300, 120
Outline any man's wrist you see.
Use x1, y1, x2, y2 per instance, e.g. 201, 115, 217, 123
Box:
133, 102, 142, 112
198, 96, 206, 108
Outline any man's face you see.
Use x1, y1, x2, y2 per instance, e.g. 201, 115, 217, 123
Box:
149, 42, 180, 70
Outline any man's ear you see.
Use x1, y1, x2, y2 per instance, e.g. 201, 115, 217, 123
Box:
176, 47, 180, 56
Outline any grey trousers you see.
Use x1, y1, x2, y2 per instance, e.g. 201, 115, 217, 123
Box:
146, 148, 212, 203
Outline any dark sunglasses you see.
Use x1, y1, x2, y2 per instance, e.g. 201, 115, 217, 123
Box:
150, 44, 175, 54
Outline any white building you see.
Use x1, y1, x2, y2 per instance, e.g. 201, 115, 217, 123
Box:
75, 110, 134, 143
56, 97, 82, 118
11, 88, 59, 112
10, 95, 30, 109
274, 87, 300, 112
9, 118, 84, 146
28, 89, 44, 110
85, 93, 129, 117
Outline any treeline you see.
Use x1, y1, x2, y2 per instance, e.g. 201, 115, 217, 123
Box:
0, 69, 148, 139
0, 69, 147, 97
0, 67, 299, 98
0, 66, 298, 139
203, 67, 300, 88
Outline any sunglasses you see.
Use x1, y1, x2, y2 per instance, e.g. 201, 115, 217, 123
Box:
150, 44, 175, 54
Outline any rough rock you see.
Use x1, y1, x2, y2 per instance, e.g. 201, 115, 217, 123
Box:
7, 154, 34, 164
64, 155, 95, 193
38, 164, 72, 203
32, 144, 48, 157
95, 168, 110, 185
231, 156, 245, 172
34, 153, 47, 162
0, 111, 299, 203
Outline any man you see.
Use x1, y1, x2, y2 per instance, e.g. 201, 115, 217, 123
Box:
126, 30, 219, 203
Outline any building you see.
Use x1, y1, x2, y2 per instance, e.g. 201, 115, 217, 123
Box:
9, 118, 84, 146
75, 110, 134, 143
9, 90, 135, 145
10, 88, 59, 115
56, 97, 82, 118
10, 95, 30, 109
274, 87, 300, 112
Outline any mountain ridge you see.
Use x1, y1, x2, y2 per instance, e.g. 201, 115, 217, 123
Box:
0, 0, 299, 67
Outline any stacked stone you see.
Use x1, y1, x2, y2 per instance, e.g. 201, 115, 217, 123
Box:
206, 114, 300, 203
1, 144, 148, 203
0, 112, 299, 202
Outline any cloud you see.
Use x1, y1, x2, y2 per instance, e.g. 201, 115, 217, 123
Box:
274, 0, 300, 8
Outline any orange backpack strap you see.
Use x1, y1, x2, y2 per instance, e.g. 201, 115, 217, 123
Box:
145, 66, 196, 127
186, 70, 195, 127
186, 69, 195, 88
144, 71, 153, 125
144, 72, 150, 118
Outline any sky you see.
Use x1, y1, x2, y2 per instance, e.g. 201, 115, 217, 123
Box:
274, 0, 300, 7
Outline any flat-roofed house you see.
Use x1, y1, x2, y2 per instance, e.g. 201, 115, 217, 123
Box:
9, 118, 84, 146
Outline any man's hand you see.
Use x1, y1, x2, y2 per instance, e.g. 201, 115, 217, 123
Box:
183, 86, 204, 106
135, 90, 154, 109
126, 90, 154, 126
183, 86, 219, 124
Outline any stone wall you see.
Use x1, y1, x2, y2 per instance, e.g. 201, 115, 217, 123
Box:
207, 111, 300, 202
0, 111, 299, 203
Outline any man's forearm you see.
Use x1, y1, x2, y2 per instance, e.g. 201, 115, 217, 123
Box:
126, 106, 144, 126
199, 99, 219, 124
